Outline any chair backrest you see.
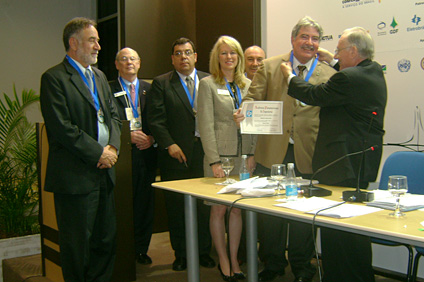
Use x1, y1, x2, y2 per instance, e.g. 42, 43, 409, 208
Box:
378, 151, 424, 194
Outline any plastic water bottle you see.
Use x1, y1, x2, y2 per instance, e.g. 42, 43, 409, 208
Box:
286, 163, 298, 201
239, 155, 250, 181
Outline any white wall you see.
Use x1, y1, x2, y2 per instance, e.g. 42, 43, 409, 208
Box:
0, 0, 96, 122
262, 0, 424, 277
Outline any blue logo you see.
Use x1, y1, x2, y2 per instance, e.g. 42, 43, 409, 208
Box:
412, 15, 422, 25
398, 59, 411, 72
246, 110, 253, 117
377, 22, 386, 29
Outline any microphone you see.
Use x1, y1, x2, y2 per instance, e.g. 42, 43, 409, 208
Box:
343, 112, 379, 202
302, 145, 378, 198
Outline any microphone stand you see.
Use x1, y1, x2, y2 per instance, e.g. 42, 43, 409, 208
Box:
302, 146, 377, 198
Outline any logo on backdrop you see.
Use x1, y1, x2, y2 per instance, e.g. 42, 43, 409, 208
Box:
407, 15, 424, 32
377, 21, 387, 36
390, 17, 399, 34
321, 35, 333, 41
342, 0, 376, 8
398, 59, 411, 72
381, 65, 387, 74
421, 58, 424, 70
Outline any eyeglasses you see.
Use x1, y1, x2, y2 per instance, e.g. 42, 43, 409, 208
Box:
173, 50, 194, 57
334, 46, 352, 55
119, 56, 140, 62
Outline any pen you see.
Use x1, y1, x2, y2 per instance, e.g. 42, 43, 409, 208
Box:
183, 160, 188, 168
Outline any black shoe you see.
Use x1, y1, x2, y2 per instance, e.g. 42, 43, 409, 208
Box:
137, 253, 152, 265
258, 269, 285, 282
218, 264, 236, 282
172, 257, 187, 271
199, 254, 216, 268
293, 277, 312, 282
233, 271, 246, 280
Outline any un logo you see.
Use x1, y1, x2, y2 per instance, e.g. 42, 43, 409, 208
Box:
397, 59, 411, 72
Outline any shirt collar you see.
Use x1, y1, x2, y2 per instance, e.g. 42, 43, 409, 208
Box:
292, 56, 314, 73
176, 68, 197, 81
68, 56, 92, 74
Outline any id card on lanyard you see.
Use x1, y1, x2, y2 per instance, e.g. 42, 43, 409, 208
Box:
119, 77, 142, 131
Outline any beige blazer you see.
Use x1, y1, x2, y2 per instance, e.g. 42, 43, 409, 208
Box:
243, 52, 336, 174
198, 75, 256, 168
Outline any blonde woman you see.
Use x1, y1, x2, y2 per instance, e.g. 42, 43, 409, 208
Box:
198, 36, 256, 281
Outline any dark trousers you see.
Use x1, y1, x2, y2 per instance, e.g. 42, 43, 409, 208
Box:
54, 172, 116, 282
321, 179, 374, 282
132, 145, 157, 255
160, 140, 212, 258
256, 144, 316, 279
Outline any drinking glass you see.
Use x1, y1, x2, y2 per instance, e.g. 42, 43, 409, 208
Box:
387, 175, 408, 217
218, 157, 237, 185
271, 164, 286, 195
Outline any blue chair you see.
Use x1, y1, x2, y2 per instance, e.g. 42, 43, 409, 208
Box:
372, 151, 424, 282
412, 247, 424, 282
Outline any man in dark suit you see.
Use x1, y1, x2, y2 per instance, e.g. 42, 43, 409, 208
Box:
281, 27, 387, 282
109, 47, 157, 265
146, 37, 214, 271
40, 17, 121, 282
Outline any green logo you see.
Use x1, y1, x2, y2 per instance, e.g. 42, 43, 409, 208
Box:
390, 17, 398, 29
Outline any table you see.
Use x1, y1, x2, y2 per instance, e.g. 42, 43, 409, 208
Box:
153, 177, 424, 282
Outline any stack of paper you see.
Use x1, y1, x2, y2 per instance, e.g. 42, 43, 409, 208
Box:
275, 197, 382, 218
366, 194, 424, 211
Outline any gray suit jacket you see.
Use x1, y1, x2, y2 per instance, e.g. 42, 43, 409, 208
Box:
197, 75, 256, 168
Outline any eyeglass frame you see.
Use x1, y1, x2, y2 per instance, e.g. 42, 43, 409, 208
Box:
173, 50, 195, 57
118, 56, 140, 62
334, 45, 352, 55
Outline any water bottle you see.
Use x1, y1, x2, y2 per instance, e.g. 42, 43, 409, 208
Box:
239, 155, 250, 181
286, 163, 298, 200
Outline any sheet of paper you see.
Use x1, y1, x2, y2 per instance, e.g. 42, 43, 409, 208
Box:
240, 101, 283, 135
275, 197, 382, 218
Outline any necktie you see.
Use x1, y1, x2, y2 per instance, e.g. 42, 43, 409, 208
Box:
130, 83, 136, 106
297, 65, 306, 78
186, 76, 194, 97
85, 69, 93, 92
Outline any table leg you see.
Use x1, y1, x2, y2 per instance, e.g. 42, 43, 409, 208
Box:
246, 210, 258, 282
184, 194, 200, 282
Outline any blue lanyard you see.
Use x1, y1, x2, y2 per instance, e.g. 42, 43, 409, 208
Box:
289, 51, 319, 82
224, 78, 242, 109
119, 77, 140, 118
66, 55, 100, 111
179, 70, 197, 108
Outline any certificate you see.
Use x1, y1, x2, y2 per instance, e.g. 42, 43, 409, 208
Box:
240, 101, 283, 135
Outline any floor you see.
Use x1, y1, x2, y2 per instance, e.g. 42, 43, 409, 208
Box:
135, 232, 403, 282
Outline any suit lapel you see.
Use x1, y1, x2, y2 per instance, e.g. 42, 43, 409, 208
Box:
64, 59, 96, 109
170, 71, 194, 116
138, 80, 147, 111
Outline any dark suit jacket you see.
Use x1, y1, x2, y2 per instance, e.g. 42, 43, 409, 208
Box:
40, 58, 122, 194
146, 69, 208, 170
109, 78, 152, 134
287, 59, 387, 185
109, 78, 157, 171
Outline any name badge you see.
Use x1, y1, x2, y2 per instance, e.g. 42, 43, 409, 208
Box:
217, 89, 230, 95
113, 91, 126, 97
125, 107, 142, 131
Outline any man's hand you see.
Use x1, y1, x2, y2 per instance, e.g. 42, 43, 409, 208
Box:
233, 108, 245, 128
168, 144, 187, 164
131, 130, 154, 150
97, 145, 118, 169
317, 48, 334, 64
280, 61, 293, 79
211, 163, 225, 178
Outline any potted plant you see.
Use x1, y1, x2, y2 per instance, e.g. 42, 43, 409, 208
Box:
0, 85, 40, 239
